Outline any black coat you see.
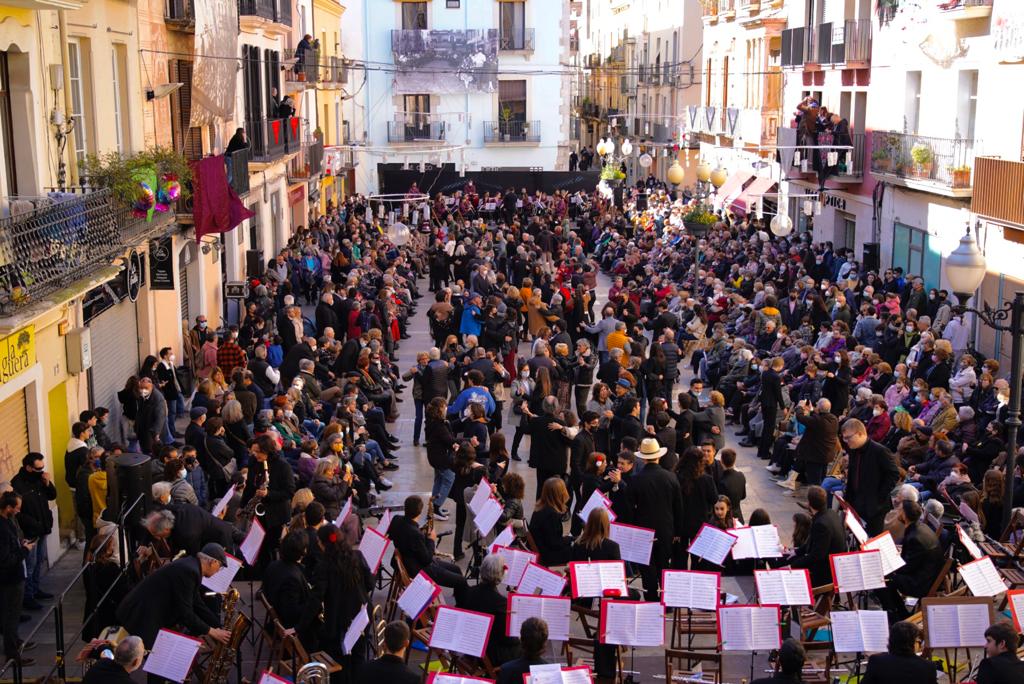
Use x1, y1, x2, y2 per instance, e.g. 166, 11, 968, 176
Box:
389, 514, 435, 578
570, 430, 595, 480
425, 418, 457, 470
678, 473, 717, 543
11, 469, 56, 537
82, 658, 134, 684
976, 652, 1024, 684
307, 553, 373, 657
163, 502, 244, 556
795, 410, 840, 465
0, 516, 27, 585
862, 653, 938, 684
241, 454, 296, 531
262, 559, 312, 630
356, 655, 421, 684
422, 360, 450, 403
889, 521, 944, 598
116, 556, 219, 647
570, 538, 620, 562
456, 583, 520, 664
788, 509, 847, 587
497, 656, 549, 684
528, 506, 572, 566
630, 462, 684, 559
280, 342, 316, 386
759, 369, 784, 409
315, 302, 340, 337
844, 440, 900, 525
528, 414, 573, 474
718, 469, 746, 524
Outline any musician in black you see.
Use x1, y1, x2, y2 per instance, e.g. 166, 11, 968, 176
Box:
241, 435, 296, 567
388, 495, 468, 603
356, 621, 420, 684
116, 543, 231, 648
261, 531, 314, 647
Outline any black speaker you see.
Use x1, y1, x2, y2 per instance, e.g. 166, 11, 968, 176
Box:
111, 453, 152, 529
245, 249, 264, 279
862, 242, 881, 273
613, 185, 624, 209
636, 192, 648, 211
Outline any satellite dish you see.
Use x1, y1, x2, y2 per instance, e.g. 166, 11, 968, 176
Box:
387, 222, 411, 246
146, 83, 184, 101
638, 153, 653, 168
770, 214, 794, 237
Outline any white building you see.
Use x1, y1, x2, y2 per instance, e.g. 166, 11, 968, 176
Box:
341, 0, 574, 194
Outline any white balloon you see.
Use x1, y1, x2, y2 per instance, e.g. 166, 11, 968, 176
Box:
770, 214, 794, 237
388, 222, 411, 246
638, 153, 653, 168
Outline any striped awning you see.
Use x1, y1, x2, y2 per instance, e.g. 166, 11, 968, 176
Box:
731, 176, 777, 217
712, 171, 754, 208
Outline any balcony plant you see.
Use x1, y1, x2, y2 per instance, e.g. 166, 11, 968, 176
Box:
682, 204, 718, 233
910, 142, 934, 178
871, 148, 891, 173
950, 164, 972, 188
599, 165, 626, 182
500, 106, 514, 141
81, 147, 192, 211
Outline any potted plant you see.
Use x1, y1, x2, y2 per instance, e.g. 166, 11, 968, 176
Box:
911, 142, 934, 178
682, 203, 718, 234
950, 164, 971, 188
599, 165, 626, 182
871, 148, 891, 173
500, 106, 513, 141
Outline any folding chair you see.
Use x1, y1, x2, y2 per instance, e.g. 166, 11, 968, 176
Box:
797, 583, 836, 643
979, 510, 1024, 562
668, 607, 718, 650
665, 648, 722, 684
272, 614, 342, 678
386, 549, 414, 622
791, 641, 835, 683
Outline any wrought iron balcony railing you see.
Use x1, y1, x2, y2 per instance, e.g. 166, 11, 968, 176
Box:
246, 116, 301, 162
288, 139, 324, 180
284, 48, 319, 84
238, 0, 290, 26
870, 131, 979, 193
387, 119, 447, 143
164, 0, 194, 31
227, 149, 250, 196
484, 120, 540, 143
0, 188, 169, 313
499, 27, 535, 52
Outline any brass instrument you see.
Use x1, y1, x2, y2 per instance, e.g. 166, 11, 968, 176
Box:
201, 588, 251, 684
425, 500, 455, 561
238, 462, 268, 531
296, 662, 330, 683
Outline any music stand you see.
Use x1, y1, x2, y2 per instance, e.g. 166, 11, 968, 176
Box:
920, 596, 996, 682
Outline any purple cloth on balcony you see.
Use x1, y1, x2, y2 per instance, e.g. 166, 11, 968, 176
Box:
192, 154, 254, 240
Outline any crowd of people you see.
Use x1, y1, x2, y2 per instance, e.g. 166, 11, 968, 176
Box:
1, 178, 1021, 684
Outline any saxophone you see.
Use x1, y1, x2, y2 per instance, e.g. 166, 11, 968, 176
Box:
201, 588, 250, 684
424, 500, 455, 561
238, 462, 268, 531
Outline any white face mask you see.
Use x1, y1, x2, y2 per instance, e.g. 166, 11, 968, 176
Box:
169, 355, 176, 365
873, 408, 883, 417
520, 371, 530, 379
140, 388, 152, 398
178, 469, 186, 479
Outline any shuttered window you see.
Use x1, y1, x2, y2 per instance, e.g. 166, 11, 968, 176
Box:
499, 80, 526, 120
169, 60, 203, 161
178, 251, 189, 323
0, 390, 29, 483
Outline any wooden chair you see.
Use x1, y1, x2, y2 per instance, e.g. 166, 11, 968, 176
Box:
665, 648, 722, 684
979, 510, 1024, 562
668, 607, 718, 650
385, 549, 414, 622
563, 603, 623, 684
269, 612, 342, 678
792, 641, 835, 683
910, 557, 954, 615
797, 583, 836, 643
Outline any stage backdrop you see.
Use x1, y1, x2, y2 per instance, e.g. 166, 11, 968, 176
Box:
378, 166, 600, 197
392, 29, 498, 94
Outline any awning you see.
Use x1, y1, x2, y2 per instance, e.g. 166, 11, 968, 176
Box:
731, 176, 777, 217
713, 171, 754, 208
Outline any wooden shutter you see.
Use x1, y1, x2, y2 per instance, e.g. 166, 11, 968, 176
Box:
168, 60, 203, 161
0, 390, 29, 483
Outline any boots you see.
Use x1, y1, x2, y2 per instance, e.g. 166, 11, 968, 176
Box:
775, 470, 799, 490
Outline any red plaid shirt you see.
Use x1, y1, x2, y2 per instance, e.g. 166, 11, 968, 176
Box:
217, 342, 247, 377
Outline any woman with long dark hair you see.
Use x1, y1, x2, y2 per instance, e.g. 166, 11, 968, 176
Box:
425, 397, 457, 521
676, 446, 717, 556
451, 440, 486, 561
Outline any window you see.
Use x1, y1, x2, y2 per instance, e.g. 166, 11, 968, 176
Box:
499, 1, 527, 50
402, 2, 427, 30
169, 60, 203, 161
905, 71, 921, 134
67, 39, 89, 163
111, 44, 130, 153
957, 69, 978, 141
402, 94, 431, 140
892, 223, 941, 288
837, 211, 856, 250
499, 80, 526, 121
247, 203, 259, 249
0, 52, 16, 196
446, 0, 460, 7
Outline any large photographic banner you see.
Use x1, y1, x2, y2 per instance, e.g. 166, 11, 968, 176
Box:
393, 29, 498, 94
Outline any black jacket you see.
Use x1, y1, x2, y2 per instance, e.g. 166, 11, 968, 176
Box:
795, 410, 840, 465
456, 583, 520, 664
389, 514, 435, 578
528, 414, 573, 474
163, 502, 244, 556
0, 516, 27, 585
82, 658, 135, 684
422, 360, 450, 403
844, 439, 900, 525
315, 301, 340, 337
280, 342, 316, 386
717, 469, 746, 525
570, 429, 595, 480
788, 509, 847, 587
425, 418, 457, 470
528, 506, 572, 567
241, 454, 296, 530
976, 651, 1024, 684
679, 473, 717, 543
11, 469, 56, 537
759, 369, 785, 409
862, 653, 938, 684
889, 521, 944, 598
116, 556, 219, 647
631, 462, 684, 557
498, 656, 549, 684
570, 538, 621, 562
262, 559, 312, 630
356, 654, 421, 684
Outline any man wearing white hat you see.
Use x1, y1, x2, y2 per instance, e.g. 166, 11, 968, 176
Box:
629, 438, 683, 601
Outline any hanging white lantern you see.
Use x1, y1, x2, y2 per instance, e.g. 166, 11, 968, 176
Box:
803, 200, 813, 216
622, 139, 633, 156
755, 198, 764, 220
638, 153, 653, 168
800, 159, 810, 173
770, 214, 794, 236
793, 151, 801, 166
814, 200, 823, 215
827, 151, 838, 166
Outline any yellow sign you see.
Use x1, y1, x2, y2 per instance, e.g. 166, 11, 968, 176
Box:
0, 326, 35, 385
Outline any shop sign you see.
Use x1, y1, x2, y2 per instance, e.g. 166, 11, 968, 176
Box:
0, 326, 35, 385
149, 237, 175, 291
824, 194, 847, 212
125, 249, 143, 302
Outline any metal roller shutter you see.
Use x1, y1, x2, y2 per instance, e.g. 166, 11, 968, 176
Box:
88, 297, 140, 427
179, 253, 189, 324
0, 390, 29, 482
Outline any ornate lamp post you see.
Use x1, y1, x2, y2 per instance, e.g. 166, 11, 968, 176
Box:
684, 160, 726, 285
945, 226, 1024, 531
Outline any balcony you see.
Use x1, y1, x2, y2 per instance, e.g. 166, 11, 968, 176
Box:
164, 0, 194, 32
0, 188, 170, 313
500, 27, 535, 52
387, 117, 447, 144
570, 30, 579, 53
284, 48, 319, 88
227, 149, 250, 196
609, 44, 626, 64
322, 56, 347, 85
238, 0, 291, 28
815, 19, 872, 67
739, 0, 761, 11
246, 116, 301, 163
288, 139, 324, 182
972, 157, 1024, 227
939, 0, 993, 21
870, 131, 979, 198
719, 0, 736, 19
483, 120, 541, 144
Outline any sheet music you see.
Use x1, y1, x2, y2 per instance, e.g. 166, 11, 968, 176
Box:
729, 525, 783, 560
569, 561, 627, 598
201, 553, 243, 593
578, 489, 616, 522
601, 601, 664, 647
377, 509, 393, 534
257, 671, 291, 684
862, 532, 906, 576
359, 528, 391, 574
343, 604, 369, 654
398, 572, 440, 620
754, 570, 812, 606
508, 595, 571, 641
211, 486, 236, 519
240, 519, 266, 566
489, 525, 514, 554
143, 629, 203, 683
529, 664, 565, 684
334, 498, 353, 528
431, 676, 493, 684
831, 550, 885, 592
518, 562, 567, 597
960, 557, 1008, 597
429, 606, 494, 658
830, 610, 889, 653
1009, 590, 1024, 631
844, 511, 868, 545
559, 666, 593, 684
687, 525, 736, 566
494, 546, 537, 589
609, 523, 655, 566
474, 497, 503, 537
926, 603, 991, 648
956, 526, 983, 560
661, 570, 720, 611
468, 478, 492, 515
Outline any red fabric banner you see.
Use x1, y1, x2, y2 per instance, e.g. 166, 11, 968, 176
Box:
271, 119, 281, 144
192, 155, 255, 240
289, 117, 299, 139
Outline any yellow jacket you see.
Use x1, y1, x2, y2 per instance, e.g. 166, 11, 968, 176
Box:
87, 470, 107, 525
606, 330, 631, 365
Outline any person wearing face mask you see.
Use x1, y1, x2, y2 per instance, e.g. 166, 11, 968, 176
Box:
156, 347, 185, 439
162, 457, 198, 506
923, 348, 952, 392
134, 377, 168, 457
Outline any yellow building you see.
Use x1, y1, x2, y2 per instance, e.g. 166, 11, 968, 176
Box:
313, 0, 346, 211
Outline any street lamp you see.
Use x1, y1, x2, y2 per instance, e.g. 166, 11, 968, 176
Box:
685, 160, 727, 286
945, 225, 1024, 532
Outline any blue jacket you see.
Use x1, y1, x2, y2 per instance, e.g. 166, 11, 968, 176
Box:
460, 304, 483, 337
447, 386, 496, 419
